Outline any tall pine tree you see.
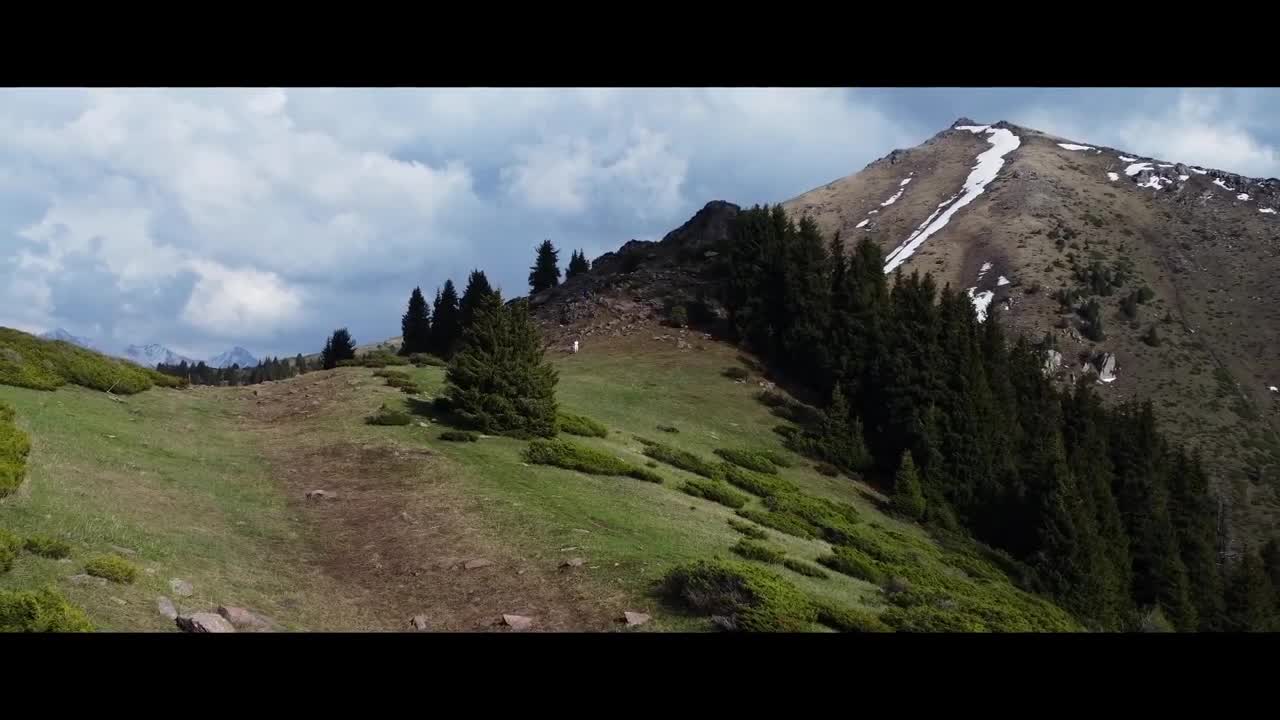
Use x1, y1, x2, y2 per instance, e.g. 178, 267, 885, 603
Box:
566, 249, 590, 280
431, 280, 462, 358
399, 286, 432, 356
528, 240, 561, 294
321, 328, 356, 370
460, 270, 497, 331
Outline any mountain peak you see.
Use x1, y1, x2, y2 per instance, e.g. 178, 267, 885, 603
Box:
210, 347, 258, 369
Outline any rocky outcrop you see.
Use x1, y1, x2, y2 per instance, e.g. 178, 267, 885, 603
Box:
1093, 352, 1118, 383
1043, 349, 1063, 376
218, 605, 271, 631
176, 612, 236, 633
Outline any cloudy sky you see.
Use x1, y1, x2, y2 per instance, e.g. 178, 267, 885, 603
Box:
3, 87, 1278, 361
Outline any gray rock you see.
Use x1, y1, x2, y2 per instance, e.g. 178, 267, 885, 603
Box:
1043, 349, 1063, 375
623, 611, 652, 626
217, 605, 270, 631
110, 597, 127, 606
502, 614, 534, 631
1095, 352, 1118, 383
410, 615, 430, 631
305, 489, 336, 501
463, 559, 494, 570
560, 557, 585, 569
176, 612, 236, 633
169, 578, 194, 597
68, 574, 108, 587
157, 596, 178, 620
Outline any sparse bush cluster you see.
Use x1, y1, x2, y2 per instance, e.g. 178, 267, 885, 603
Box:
1, 401, 32, 499
718, 463, 799, 499
732, 538, 786, 564
23, 535, 72, 560
524, 438, 662, 483
641, 441, 720, 479
367, 403, 413, 426
556, 411, 608, 438
679, 478, 749, 509
84, 553, 138, 584
660, 559, 877, 633
783, 558, 830, 579
0, 587, 94, 632
727, 518, 769, 540
439, 430, 479, 442
714, 448, 781, 474
0, 327, 170, 395
0, 528, 20, 573
409, 353, 447, 368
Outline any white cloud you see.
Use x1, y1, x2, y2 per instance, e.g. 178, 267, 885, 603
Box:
181, 260, 303, 338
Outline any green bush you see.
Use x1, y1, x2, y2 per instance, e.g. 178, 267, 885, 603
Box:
813, 601, 892, 632
679, 478, 749, 509
819, 547, 886, 585
722, 367, 750, 381
660, 559, 818, 632
439, 430, 479, 442
732, 538, 786, 564
1, 401, 32, 499
84, 554, 138, 584
714, 448, 780, 474
814, 462, 840, 477
0, 587, 94, 632
0, 327, 164, 395
383, 375, 417, 389
556, 411, 609, 438
336, 359, 363, 368
668, 305, 689, 328
373, 369, 410, 380
642, 442, 719, 478
409, 353, 447, 367
718, 463, 799, 499
524, 438, 662, 483
367, 404, 413, 426
879, 604, 988, 633
764, 493, 860, 545
0, 529, 20, 573
758, 450, 794, 468
727, 518, 769, 540
783, 558, 830, 579
772, 424, 799, 440
399, 383, 423, 395
360, 351, 411, 368
23, 535, 72, 560
735, 509, 818, 540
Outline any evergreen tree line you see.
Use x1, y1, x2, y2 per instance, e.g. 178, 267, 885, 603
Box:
393, 270, 504, 359
719, 204, 1280, 631
157, 354, 310, 386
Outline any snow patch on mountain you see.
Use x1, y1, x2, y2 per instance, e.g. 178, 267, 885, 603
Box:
123, 344, 196, 368
210, 347, 259, 369
39, 328, 97, 351
884, 126, 1020, 274
1058, 143, 1095, 151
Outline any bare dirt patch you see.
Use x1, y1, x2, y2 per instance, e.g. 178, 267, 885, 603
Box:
241, 371, 617, 631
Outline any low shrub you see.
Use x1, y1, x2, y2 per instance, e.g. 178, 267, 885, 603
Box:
23, 535, 72, 560
718, 463, 799, 499
815, 462, 840, 477
1, 401, 32, 499
0, 529, 20, 573
556, 411, 609, 438
758, 450, 794, 468
818, 547, 886, 585
679, 478, 749, 509
642, 442, 719, 478
714, 448, 780, 474
84, 554, 138, 584
439, 430, 479, 442
373, 369, 410, 380
409, 353, 447, 367
813, 601, 892, 632
0, 587, 94, 632
879, 604, 988, 633
722, 367, 750, 381
645, 460, 658, 468
360, 352, 410, 368
668, 305, 689, 328
524, 438, 661, 483
383, 375, 417, 389
660, 559, 818, 632
764, 493, 860, 544
732, 538, 786, 564
735, 508, 818, 540
656, 425, 680, 434
367, 404, 413, 426
783, 558, 830, 579
772, 424, 798, 440
398, 383, 423, 395
0, 327, 165, 395
727, 518, 769, 540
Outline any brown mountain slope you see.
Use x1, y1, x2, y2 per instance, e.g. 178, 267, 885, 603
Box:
781, 118, 1280, 546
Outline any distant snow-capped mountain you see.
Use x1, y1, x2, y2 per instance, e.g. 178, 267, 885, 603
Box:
39, 328, 98, 351
209, 347, 258, 369
123, 343, 196, 368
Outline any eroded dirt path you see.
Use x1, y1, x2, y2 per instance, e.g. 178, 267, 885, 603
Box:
236, 369, 618, 631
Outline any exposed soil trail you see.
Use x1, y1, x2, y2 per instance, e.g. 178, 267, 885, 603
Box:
235, 369, 618, 632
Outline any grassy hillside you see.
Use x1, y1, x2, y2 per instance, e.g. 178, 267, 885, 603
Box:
0, 327, 184, 394
2, 327, 1078, 631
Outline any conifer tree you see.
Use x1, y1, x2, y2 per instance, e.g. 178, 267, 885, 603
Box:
399, 286, 432, 356
1224, 550, 1275, 631
460, 270, 497, 331
445, 296, 558, 438
431, 280, 462, 357
892, 449, 926, 521
295, 353, 307, 374
566, 249, 590, 280
321, 328, 356, 370
528, 240, 561, 294
1168, 449, 1226, 630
